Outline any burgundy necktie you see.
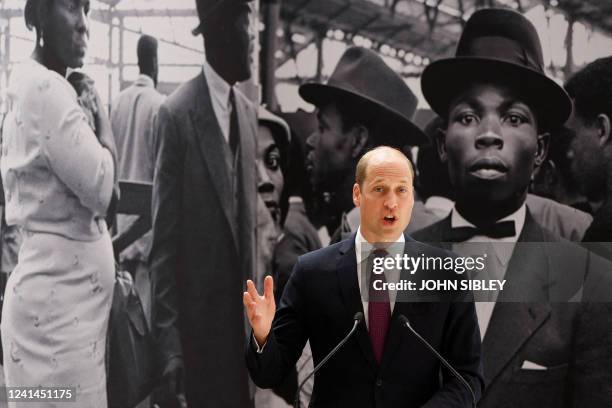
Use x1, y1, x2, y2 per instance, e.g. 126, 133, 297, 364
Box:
367, 249, 391, 364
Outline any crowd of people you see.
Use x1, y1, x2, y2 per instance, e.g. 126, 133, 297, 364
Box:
0, 0, 611, 407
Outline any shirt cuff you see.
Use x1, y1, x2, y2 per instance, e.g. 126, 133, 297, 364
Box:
253, 334, 267, 354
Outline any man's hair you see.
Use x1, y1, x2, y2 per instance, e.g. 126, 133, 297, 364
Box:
565, 56, 612, 126
137, 35, 158, 75
355, 146, 414, 187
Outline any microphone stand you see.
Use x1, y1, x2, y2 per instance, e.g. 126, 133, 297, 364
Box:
398, 315, 477, 408
294, 312, 364, 408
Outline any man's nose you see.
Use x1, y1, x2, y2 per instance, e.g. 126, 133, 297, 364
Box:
475, 116, 503, 149
75, 7, 89, 35
384, 195, 398, 210
256, 160, 274, 192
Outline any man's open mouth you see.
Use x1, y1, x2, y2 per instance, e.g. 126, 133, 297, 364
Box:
383, 215, 397, 224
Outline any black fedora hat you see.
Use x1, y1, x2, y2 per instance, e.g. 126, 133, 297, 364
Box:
192, 0, 253, 36
300, 46, 428, 146
421, 8, 572, 131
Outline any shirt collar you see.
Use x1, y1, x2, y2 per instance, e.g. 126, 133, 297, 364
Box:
203, 59, 232, 110
451, 203, 526, 242
135, 74, 155, 88
355, 226, 405, 263
425, 196, 454, 213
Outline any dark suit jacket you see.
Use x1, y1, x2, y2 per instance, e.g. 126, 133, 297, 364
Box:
413, 211, 612, 408
247, 234, 484, 408
150, 71, 257, 407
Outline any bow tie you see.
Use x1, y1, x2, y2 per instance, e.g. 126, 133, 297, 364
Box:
447, 220, 516, 242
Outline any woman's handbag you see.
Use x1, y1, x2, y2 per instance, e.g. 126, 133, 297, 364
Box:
106, 267, 156, 408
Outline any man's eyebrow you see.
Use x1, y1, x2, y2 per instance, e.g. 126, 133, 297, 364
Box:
499, 99, 531, 112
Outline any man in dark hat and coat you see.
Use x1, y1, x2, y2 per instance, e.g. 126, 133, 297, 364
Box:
413, 8, 612, 407
303, 46, 428, 237
149, 0, 257, 406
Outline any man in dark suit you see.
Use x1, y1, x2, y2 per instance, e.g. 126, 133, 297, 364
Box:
413, 8, 612, 407
149, 0, 257, 406
244, 147, 484, 407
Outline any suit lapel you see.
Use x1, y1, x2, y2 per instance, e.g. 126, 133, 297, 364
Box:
189, 72, 239, 249
336, 236, 378, 372
482, 303, 551, 386
483, 211, 552, 386
234, 90, 257, 278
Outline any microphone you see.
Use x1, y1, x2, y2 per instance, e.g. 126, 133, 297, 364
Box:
398, 315, 476, 408
294, 312, 364, 408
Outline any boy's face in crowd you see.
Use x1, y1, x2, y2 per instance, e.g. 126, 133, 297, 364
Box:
439, 83, 548, 209
256, 124, 284, 224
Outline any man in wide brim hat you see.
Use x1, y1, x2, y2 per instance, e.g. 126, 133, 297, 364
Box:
414, 9, 612, 408
300, 46, 427, 147
300, 46, 427, 235
422, 7, 572, 131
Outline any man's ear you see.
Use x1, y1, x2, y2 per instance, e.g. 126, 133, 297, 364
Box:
436, 127, 448, 163
351, 125, 369, 159
534, 132, 550, 167
596, 113, 611, 148
353, 183, 361, 208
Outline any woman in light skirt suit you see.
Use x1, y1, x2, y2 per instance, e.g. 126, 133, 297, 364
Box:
0, 1, 118, 406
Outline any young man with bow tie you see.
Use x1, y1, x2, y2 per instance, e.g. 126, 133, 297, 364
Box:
413, 8, 612, 407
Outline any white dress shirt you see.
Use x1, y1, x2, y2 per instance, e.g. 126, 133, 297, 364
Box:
203, 60, 232, 143
355, 227, 404, 328
450, 204, 526, 338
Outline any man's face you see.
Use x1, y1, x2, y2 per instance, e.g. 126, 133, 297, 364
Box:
441, 83, 547, 209
44, 0, 90, 68
565, 111, 607, 201
204, 3, 253, 82
257, 124, 284, 224
306, 103, 355, 194
353, 151, 414, 243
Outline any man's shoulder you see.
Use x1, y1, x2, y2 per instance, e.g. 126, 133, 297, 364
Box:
526, 193, 592, 241
161, 73, 204, 113
297, 239, 347, 268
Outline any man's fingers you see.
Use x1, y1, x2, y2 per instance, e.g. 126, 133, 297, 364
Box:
246, 279, 260, 300
263, 275, 274, 301
243, 292, 253, 307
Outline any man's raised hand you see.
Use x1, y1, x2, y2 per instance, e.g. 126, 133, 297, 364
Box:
243, 275, 276, 346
